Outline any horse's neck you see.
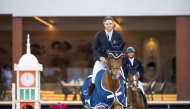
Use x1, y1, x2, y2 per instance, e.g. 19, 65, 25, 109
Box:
127, 86, 142, 106
102, 70, 120, 92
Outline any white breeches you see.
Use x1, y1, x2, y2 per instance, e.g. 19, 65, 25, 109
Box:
91, 60, 125, 84
126, 81, 145, 94
91, 61, 106, 84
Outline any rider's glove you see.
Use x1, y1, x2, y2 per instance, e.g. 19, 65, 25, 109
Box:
137, 72, 140, 76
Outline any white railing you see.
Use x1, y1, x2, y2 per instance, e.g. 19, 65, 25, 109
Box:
12, 83, 15, 109
0, 83, 189, 109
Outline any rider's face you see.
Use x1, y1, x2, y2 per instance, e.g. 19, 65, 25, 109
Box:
127, 52, 135, 58
104, 20, 114, 32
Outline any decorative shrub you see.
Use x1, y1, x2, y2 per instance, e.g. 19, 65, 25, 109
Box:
50, 103, 68, 109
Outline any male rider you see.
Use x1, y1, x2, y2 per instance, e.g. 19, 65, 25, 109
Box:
88, 16, 124, 97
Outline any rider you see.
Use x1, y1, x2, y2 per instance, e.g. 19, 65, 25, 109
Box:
122, 47, 149, 109
88, 16, 124, 98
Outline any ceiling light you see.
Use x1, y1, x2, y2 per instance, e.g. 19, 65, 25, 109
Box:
34, 16, 53, 27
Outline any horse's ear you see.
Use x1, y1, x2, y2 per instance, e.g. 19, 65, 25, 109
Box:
109, 41, 125, 51
119, 42, 125, 50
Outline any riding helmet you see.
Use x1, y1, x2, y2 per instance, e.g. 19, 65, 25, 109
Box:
126, 47, 135, 53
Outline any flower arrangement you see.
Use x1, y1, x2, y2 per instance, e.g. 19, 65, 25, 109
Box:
50, 103, 68, 109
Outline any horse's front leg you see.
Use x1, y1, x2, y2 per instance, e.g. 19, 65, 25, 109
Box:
111, 100, 123, 109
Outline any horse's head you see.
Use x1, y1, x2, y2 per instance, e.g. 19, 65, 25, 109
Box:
106, 41, 125, 79
128, 70, 139, 91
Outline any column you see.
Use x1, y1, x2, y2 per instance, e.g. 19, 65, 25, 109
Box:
176, 17, 190, 100
12, 17, 22, 83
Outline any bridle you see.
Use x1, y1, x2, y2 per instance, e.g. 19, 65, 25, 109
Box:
128, 72, 139, 89
106, 51, 124, 79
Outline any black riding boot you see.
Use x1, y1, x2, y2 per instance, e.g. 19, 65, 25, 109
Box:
88, 82, 95, 98
124, 83, 127, 96
141, 93, 149, 109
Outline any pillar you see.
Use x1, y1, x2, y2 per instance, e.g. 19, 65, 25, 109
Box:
12, 17, 22, 83
176, 17, 190, 100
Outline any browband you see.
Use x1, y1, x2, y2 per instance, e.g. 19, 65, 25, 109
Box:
108, 51, 124, 59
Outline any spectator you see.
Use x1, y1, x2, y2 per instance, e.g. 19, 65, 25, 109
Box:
69, 76, 84, 85
0, 67, 4, 101
2, 64, 12, 100
171, 57, 176, 84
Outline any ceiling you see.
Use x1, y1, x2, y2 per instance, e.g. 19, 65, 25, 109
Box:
0, 15, 176, 31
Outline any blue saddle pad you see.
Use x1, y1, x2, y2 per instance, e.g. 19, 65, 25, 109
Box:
80, 70, 127, 109
80, 75, 92, 108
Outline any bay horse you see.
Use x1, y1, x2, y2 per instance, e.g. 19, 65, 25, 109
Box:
97, 41, 126, 109
127, 70, 145, 109
100, 50, 125, 109
81, 41, 127, 109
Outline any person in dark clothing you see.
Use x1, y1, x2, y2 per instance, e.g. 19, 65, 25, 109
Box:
122, 47, 145, 81
171, 57, 176, 84
122, 47, 149, 109
1, 65, 12, 100
0, 67, 4, 101
88, 16, 124, 98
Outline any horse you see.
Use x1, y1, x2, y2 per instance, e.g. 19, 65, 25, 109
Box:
100, 49, 125, 109
127, 70, 145, 109
81, 41, 127, 109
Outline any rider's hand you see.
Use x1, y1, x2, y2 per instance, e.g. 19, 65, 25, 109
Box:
137, 72, 139, 76
99, 57, 107, 63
